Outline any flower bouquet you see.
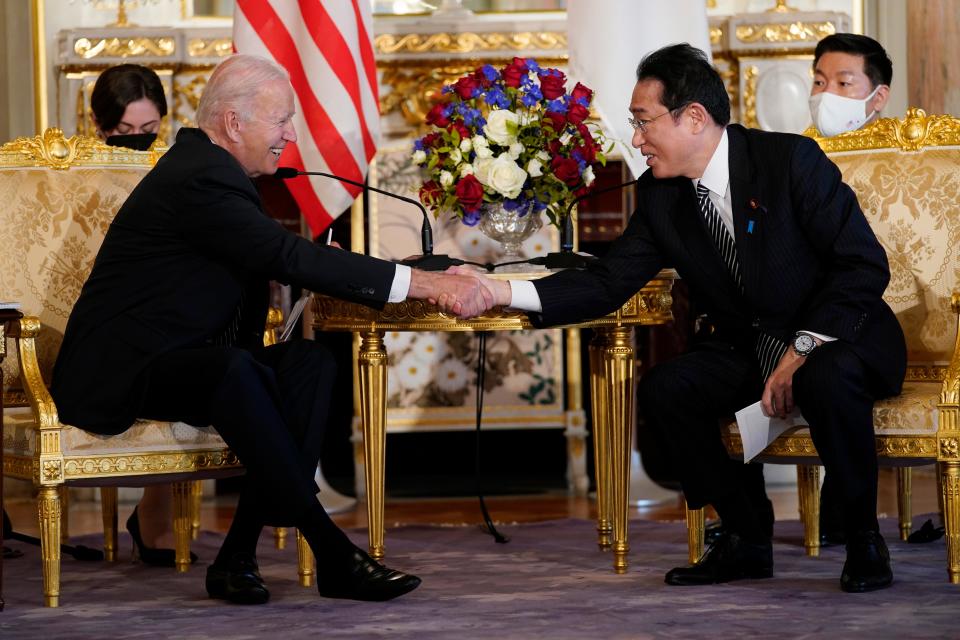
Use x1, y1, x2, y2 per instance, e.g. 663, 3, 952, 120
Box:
412, 57, 606, 235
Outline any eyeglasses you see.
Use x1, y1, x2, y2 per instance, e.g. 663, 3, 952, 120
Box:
627, 104, 687, 133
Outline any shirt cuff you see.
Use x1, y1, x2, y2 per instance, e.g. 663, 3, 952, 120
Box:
508, 280, 542, 312
388, 264, 412, 303
798, 330, 836, 344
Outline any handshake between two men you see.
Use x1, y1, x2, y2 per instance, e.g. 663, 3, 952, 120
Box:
409, 266, 510, 319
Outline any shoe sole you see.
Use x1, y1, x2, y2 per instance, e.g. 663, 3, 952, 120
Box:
318, 577, 422, 602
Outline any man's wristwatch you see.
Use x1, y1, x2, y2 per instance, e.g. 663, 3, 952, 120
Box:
793, 332, 818, 357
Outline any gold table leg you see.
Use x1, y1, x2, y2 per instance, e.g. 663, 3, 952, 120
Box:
296, 529, 316, 587
685, 502, 705, 564
599, 325, 635, 574
100, 486, 118, 562
358, 329, 387, 561
797, 464, 820, 557
589, 332, 612, 550
172, 481, 192, 573
190, 480, 203, 541
897, 467, 913, 541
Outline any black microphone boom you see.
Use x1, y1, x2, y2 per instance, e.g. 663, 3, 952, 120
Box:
273, 167, 463, 271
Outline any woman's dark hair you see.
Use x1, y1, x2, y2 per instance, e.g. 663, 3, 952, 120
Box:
636, 43, 730, 127
814, 33, 893, 88
90, 64, 167, 133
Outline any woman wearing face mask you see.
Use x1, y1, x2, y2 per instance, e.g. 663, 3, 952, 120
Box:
809, 33, 892, 137
91, 64, 167, 150
90, 64, 194, 567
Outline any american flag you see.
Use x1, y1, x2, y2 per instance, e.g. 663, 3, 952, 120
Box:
233, 0, 380, 236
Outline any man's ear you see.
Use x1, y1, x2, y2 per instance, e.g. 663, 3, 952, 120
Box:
684, 102, 710, 133
223, 109, 243, 142
869, 84, 890, 115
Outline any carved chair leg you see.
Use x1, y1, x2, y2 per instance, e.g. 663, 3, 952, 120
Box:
685, 499, 704, 565
941, 460, 960, 584
897, 467, 913, 541
171, 481, 193, 573
190, 481, 203, 540
38, 485, 62, 607
796, 465, 820, 557
296, 529, 315, 587
60, 486, 70, 543
100, 487, 118, 562
937, 461, 946, 523
275, 527, 288, 550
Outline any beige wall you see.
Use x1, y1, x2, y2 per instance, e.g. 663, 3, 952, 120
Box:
1, 0, 36, 142
908, 0, 960, 115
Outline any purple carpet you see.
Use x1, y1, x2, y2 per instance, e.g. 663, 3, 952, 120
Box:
0, 517, 956, 639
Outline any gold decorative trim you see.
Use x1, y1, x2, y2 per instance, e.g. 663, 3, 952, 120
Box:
709, 25, 723, 46
186, 37, 233, 58
375, 31, 567, 55
723, 429, 938, 459
906, 364, 948, 383
814, 109, 960, 153
62, 450, 242, 480
73, 36, 177, 59
941, 438, 960, 460
743, 65, 759, 129
0, 128, 164, 169
734, 20, 836, 44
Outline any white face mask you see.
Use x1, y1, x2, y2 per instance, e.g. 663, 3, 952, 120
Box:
808, 86, 880, 137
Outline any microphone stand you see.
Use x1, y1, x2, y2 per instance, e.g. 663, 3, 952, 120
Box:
528, 179, 638, 270
273, 167, 464, 271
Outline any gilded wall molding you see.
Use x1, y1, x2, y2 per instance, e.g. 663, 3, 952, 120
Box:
375, 31, 567, 55
743, 65, 759, 129
74, 36, 177, 59
941, 438, 960, 460
814, 109, 960, 154
734, 20, 836, 44
906, 364, 948, 383
186, 37, 233, 58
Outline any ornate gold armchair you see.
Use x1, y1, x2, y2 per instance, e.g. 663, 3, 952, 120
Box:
0, 130, 310, 606
685, 109, 960, 583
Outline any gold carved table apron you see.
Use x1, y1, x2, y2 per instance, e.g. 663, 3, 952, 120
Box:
312, 270, 675, 573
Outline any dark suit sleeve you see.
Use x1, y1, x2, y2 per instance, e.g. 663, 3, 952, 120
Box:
789, 136, 890, 342
530, 204, 664, 327
174, 162, 398, 308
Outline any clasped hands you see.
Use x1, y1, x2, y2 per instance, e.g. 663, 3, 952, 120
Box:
412, 266, 508, 319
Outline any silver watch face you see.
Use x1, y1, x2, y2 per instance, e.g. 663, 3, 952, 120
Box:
794, 333, 816, 355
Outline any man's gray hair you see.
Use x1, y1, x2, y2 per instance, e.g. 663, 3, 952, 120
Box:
196, 54, 290, 128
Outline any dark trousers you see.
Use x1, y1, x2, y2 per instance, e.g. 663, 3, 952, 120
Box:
638, 338, 882, 537
138, 340, 351, 559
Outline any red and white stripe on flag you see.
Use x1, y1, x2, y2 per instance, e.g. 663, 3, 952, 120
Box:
233, 0, 380, 236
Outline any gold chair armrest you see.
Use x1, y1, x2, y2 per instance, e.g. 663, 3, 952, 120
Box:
942, 291, 960, 405
9, 316, 60, 430
263, 306, 284, 347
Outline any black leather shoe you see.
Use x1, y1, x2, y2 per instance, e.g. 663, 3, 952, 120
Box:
318, 549, 421, 601
206, 553, 270, 605
126, 507, 198, 568
841, 530, 893, 593
665, 532, 773, 586
704, 520, 726, 545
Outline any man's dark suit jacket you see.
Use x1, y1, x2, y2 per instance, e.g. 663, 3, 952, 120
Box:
532, 124, 906, 394
52, 127, 398, 435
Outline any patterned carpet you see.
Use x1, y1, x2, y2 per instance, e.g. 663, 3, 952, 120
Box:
0, 517, 956, 639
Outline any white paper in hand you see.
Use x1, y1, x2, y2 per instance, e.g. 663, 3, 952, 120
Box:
279, 293, 312, 343
734, 401, 808, 463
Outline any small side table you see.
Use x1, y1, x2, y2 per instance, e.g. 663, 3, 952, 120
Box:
0, 308, 23, 611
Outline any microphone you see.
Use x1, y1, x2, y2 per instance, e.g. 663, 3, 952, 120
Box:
273, 167, 464, 271
529, 178, 638, 270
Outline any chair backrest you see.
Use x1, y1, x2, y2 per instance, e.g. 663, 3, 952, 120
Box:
0, 129, 162, 405
815, 109, 960, 373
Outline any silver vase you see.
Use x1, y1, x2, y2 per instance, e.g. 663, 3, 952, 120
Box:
477, 201, 543, 262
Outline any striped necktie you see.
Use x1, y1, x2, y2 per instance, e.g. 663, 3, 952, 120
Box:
696, 182, 787, 380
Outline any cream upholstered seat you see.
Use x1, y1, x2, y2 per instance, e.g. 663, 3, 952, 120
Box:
685, 109, 960, 584
0, 130, 309, 607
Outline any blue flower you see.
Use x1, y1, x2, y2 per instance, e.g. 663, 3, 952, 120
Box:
481, 64, 499, 81
463, 210, 482, 226
531, 197, 548, 212
521, 89, 542, 108
525, 59, 541, 73
546, 98, 568, 114
413, 139, 424, 151
484, 87, 511, 109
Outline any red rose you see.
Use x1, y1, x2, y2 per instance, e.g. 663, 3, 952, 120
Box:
551, 156, 581, 187
450, 120, 470, 140
419, 180, 444, 208
574, 185, 591, 198
548, 139, 561, 156
454, 75, 479, 100
425, 103, 450, 127
501, 57, 528, 88
538, 71, 567, 100
573, 141, 596, 164
543, 111, 566, 134
455, 174, 484, 212
422, 132, 441, 148
570, 82, 593, 105
567, 102, 590, 125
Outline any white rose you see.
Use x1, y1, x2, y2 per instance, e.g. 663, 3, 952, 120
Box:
536, 150, 550, 162
508, 141, 524, 160
583, 165, 596, 186
472, 157, 493, 187
459, 138, 473, 153
474, 142, 493, 159
449, 148, 462, 164
459, 162, 475, 176
479, 154, 528, 199
472, 135, 489, 150
559, 132, 572, 145
526, 158, 543, 178
412, 149, 427, 165
483, 109, 520, 146
439, 170, 454, 188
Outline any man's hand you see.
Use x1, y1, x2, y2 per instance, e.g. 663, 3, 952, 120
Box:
761, 348, 807, 418
407, 268, 498, 319
435, 266, 512, 318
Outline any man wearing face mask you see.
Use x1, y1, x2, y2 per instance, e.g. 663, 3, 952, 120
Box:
809, 33, 893, 546
809, 33, 892, 137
